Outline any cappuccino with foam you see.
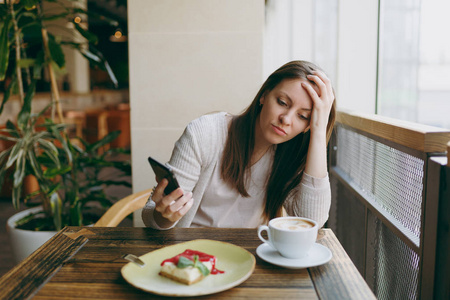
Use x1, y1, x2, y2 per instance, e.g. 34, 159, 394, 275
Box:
257, 216, 318, 259
272, 218, 314, 231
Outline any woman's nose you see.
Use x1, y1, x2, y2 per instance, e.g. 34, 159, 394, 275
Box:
279, 114, 290, 125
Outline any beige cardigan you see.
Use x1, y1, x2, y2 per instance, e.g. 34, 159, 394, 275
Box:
142, 112, 331, 229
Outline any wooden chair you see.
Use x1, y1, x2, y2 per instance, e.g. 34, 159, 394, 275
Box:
94, 188, 287, 227
94, 188, 152, 227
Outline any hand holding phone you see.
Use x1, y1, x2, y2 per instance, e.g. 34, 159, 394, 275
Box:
147, 156, 194, 227
148, 156, 180, 195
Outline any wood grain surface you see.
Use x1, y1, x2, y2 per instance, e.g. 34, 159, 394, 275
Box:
0, 231, 88, 300
337, 110, 450, 153
0, 227, 375, 300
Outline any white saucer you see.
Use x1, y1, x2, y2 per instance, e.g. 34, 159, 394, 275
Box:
256, 243, 332, 269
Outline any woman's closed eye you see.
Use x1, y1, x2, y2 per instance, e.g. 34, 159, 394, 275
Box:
298, 114, 310, 121
277, 98, 288, 106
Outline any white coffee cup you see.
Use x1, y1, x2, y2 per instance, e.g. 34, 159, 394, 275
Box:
257, 216, 318, 259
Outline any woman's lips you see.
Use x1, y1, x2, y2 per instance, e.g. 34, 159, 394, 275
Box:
271, 124, 287, 136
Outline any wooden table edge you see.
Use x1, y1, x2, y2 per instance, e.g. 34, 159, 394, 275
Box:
0, 227, 89, 300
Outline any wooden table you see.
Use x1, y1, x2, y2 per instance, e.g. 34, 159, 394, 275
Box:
0, 227, 376, 299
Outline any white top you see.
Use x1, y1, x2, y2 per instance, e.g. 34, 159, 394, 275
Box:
142, 112, 331, 229
191, 146, 274, 228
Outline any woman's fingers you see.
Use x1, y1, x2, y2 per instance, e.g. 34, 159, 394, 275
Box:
152, 178, 193, 222
301, 71, 335, 134
303, 71, 334, 107
158, 188, 184, 208
177, 197, 194, 216
301, 81, 320, 103
161, 193, 194, 222
309, 70, 334, 101
152, 178, 167, 204
307, 75, 325, 98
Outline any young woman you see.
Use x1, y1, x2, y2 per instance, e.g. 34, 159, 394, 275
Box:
142, 60, 336, 229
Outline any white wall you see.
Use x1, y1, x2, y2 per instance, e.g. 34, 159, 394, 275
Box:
128, 0, 264, 226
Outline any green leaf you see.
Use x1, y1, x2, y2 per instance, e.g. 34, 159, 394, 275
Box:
27, 150, 44, 180
70, 199, 82, 226
38, 139, 60, 169
0, 74, 16, 115
176, 255, 210, 276
81, 46, 118, 88
49, 191, 63, 230
5, 120, 20, 138
48, 34, 65, 68
31, 131, 51, 144
88, 130, 120, 153
23, 189, 42, 201
31, 103, 53, 126
0, 136, 17, 144
193, 255, 210, 276
0, 148, 12, 187
22, 0, 39, 10
18, 58, 35, 68
177, 256, 194, 269
13, 153, 26, 187
73, 22, 98, 44
58, 133, 73, 165
6, 142, 23, 168
0, 15, 11, 81
12, 184, 22, 210
33, 50, 45, 79
44, 165, 71, 178
14, 211, 44, 227
17, 79, 36, 129
18, 11, 38, 21
78, 46, 101, 63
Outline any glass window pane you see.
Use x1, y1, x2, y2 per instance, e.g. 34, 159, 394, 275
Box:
377, 0, 450, 129
313, 0, 338, 83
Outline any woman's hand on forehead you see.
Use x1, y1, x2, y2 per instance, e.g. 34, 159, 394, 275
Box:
301, 70, 334, 134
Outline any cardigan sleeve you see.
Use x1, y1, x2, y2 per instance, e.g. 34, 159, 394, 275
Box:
141, 113, 222, 228
283, 172, 331, 228
141, 121, 203, 229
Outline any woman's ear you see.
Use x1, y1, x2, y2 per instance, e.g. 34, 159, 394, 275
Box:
259, 92, 267, 106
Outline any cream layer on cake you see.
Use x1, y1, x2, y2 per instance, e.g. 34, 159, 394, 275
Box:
160, 261, 213, 285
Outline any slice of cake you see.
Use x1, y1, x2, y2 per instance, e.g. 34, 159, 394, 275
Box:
159, 249, 223, 285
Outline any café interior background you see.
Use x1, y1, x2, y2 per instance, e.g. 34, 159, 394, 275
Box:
1, 0, 448, 223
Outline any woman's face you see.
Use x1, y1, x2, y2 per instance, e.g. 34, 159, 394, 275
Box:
257, 78, 318, 146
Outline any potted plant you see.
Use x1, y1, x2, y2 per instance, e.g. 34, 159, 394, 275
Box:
0, 0, 131, 263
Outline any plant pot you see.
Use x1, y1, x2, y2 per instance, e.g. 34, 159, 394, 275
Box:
6, 207, 57, 264
23, 175, 40, 195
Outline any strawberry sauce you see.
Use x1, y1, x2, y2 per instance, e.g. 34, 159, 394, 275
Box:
161, 249, 224, 274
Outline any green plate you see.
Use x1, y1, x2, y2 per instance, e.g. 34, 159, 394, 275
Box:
121, 239, 256, 297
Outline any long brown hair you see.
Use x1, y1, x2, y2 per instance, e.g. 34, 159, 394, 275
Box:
221, 60, 336, 220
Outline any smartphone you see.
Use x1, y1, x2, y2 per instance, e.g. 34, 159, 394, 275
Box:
148, 156, 180, 195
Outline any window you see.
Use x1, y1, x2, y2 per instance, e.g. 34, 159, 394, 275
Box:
313, 0, 338, 84
377, 0, 450, 129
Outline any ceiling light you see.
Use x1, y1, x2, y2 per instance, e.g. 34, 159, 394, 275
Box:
109, 28, 127, 42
